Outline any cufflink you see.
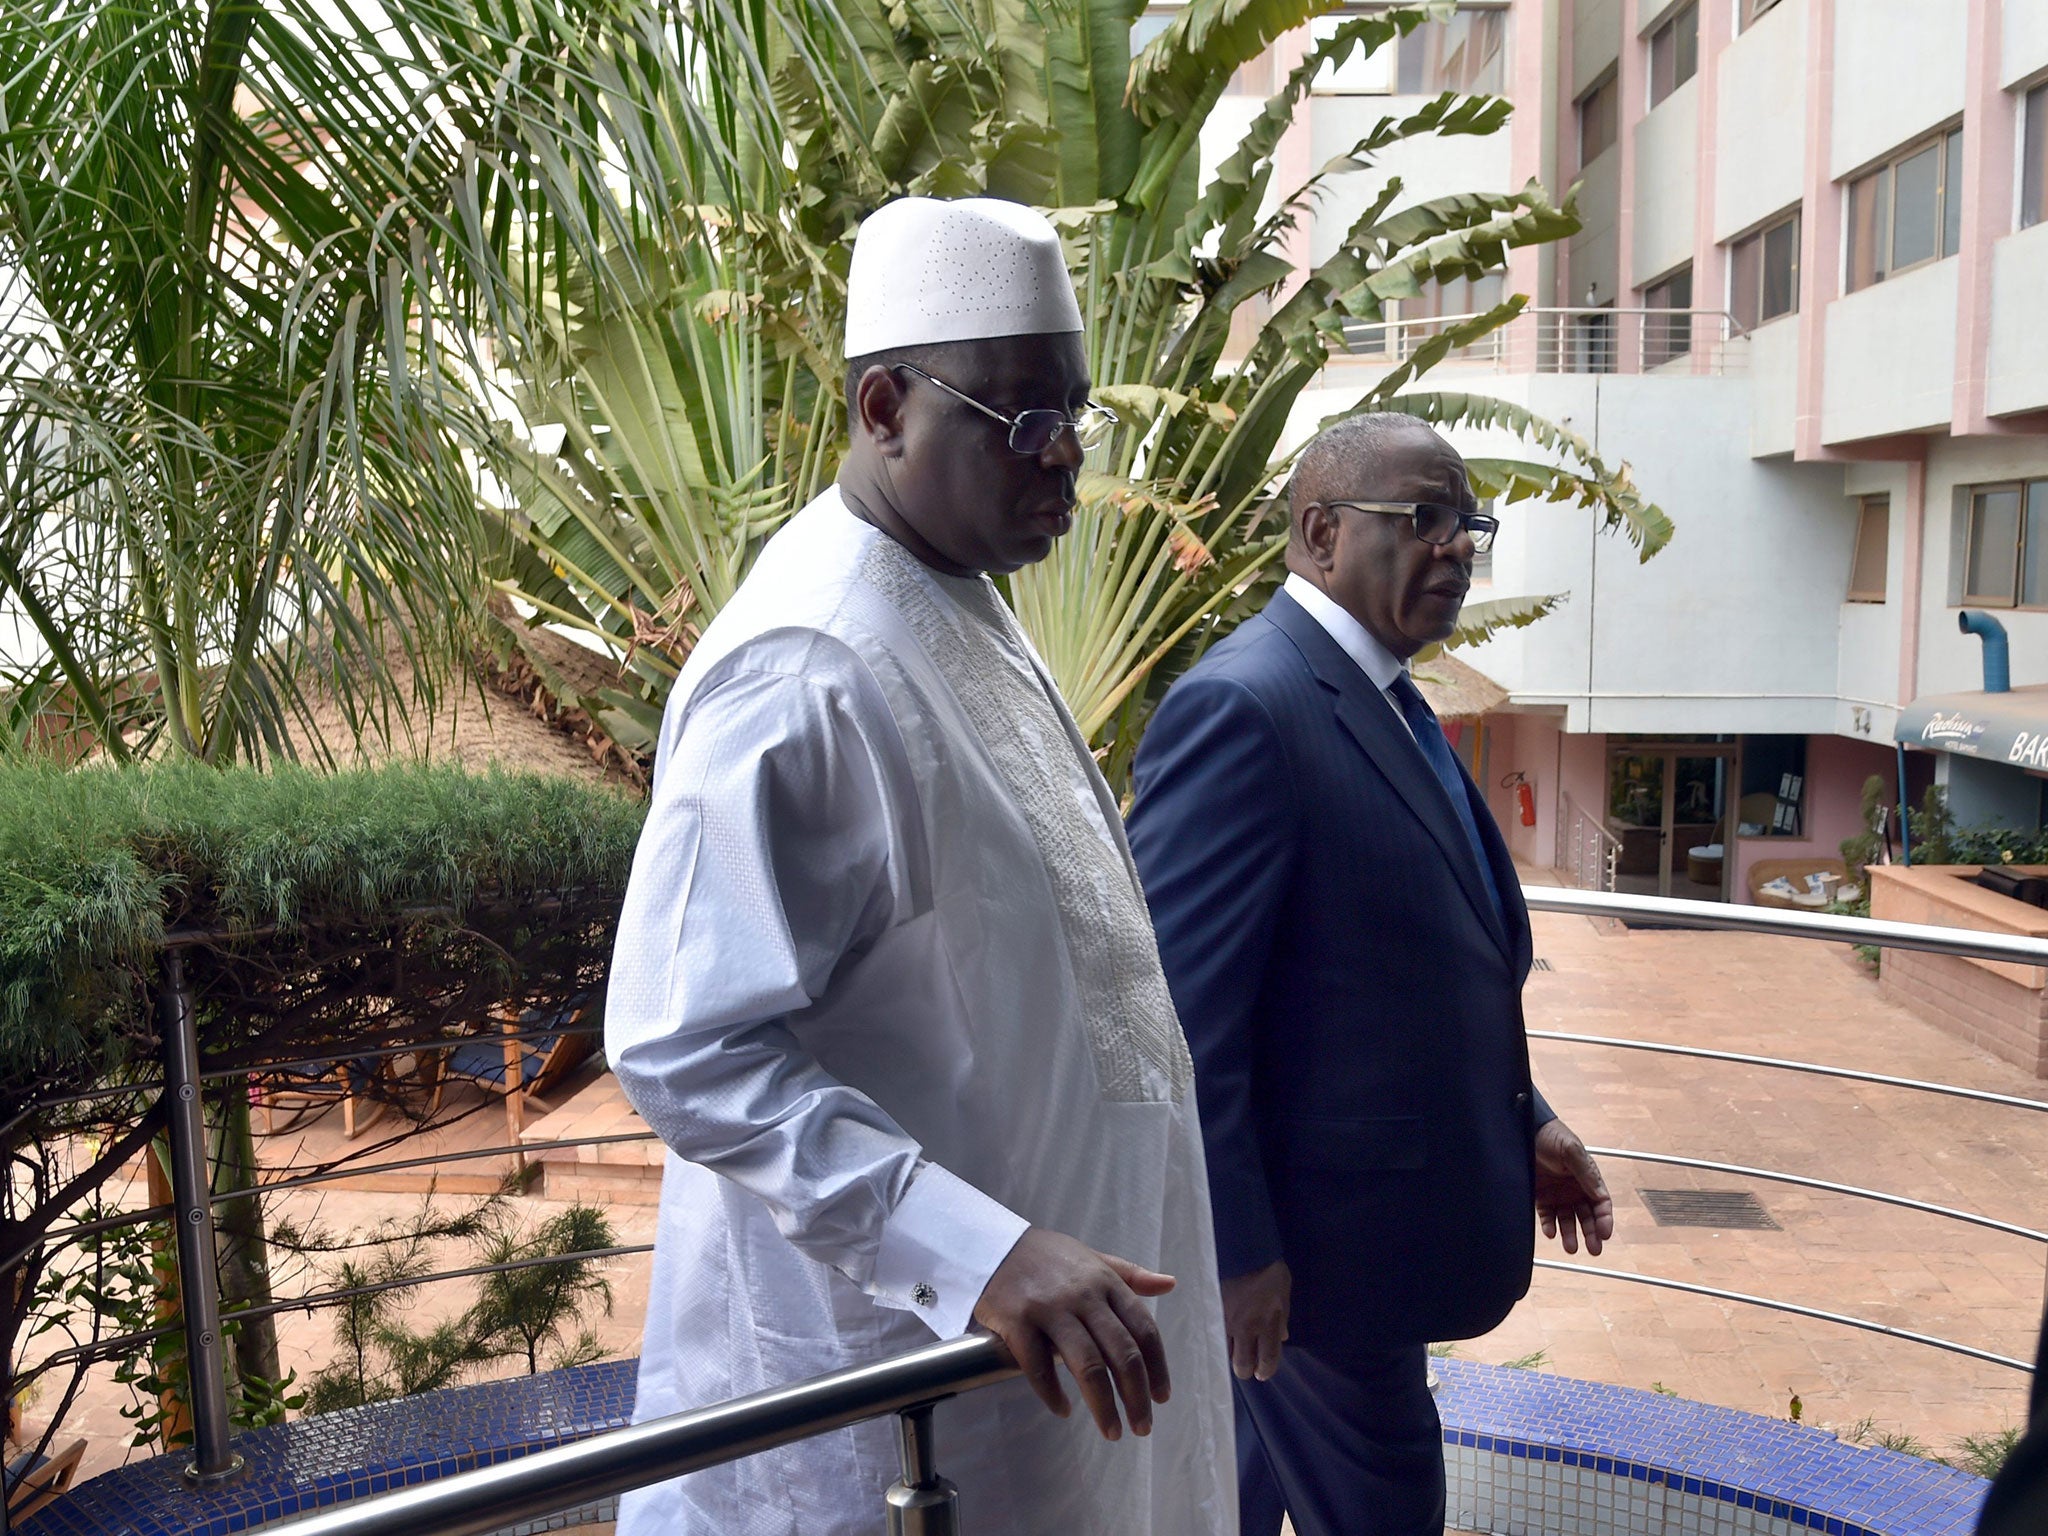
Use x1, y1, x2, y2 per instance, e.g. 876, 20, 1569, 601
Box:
912, 1282, 938, 1309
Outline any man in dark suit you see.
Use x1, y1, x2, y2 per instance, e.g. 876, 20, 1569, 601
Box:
1127, 413, 1614, 1536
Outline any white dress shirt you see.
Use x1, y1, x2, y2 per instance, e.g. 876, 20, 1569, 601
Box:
1282, 571, 1416, 739
606, 490, 1233, 1536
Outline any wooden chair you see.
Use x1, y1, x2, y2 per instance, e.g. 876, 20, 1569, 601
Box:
5, 1435, 85, 1523
254, 1058, 385, 1141
437, 999, 597, 1145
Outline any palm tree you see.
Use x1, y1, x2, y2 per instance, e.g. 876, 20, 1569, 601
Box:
0, 0, 576, 766
463, 0, 1672, 784
0, 0, 597, 1424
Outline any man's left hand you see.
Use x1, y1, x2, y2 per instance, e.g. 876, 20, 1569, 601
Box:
1533, 1119, 1614, 1256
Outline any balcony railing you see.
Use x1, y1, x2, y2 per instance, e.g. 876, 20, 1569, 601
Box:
1554, 790, 1622, 893
1341, 306, 1748, 376
14, 890, 2046, 1535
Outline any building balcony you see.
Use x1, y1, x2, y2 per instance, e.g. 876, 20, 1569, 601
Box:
1338, 307, 1749, 379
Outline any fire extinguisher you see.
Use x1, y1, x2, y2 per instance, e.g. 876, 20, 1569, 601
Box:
1502, 771, 1537, 827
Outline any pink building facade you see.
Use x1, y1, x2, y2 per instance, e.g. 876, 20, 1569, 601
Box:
1189, 0, 2048, 900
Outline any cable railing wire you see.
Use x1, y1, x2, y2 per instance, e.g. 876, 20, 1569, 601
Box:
1585, 1146, 2048, 1244
1530, 1031, 2048, 1115
1534, 1259, 2035, 1373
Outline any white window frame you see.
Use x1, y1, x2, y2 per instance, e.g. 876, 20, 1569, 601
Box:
1727, 208, 1801, 332
1847, 494, 1890, 604
2021, 77, 2048, 231
1737, 0, 1782, 34
1961, 480, 2048, 610
1647, 1, 1699, 110
1576, 70, 1619, 170
1843, 126, 1964, 292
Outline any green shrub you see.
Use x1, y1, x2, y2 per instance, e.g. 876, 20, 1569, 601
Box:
0, 759, 642, 1103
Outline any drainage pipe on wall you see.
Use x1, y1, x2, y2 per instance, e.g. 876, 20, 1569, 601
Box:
1959, 608, 2011, 693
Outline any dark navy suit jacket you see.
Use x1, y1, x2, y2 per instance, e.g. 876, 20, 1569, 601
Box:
1128, 587, 1552, 1354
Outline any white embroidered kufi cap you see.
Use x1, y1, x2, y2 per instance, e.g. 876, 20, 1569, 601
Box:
843, 196, 1083, 357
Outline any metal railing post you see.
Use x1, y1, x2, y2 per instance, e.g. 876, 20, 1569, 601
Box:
884, 1403, 961, 1536
158, 949, 244, 1486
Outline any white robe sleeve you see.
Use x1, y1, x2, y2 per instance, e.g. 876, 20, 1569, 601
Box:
606, 655, 1028, 1340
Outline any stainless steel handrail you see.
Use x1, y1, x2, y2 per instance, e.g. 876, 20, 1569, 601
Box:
1523, 885, 2048, 965
280, 1333, 1017, 1536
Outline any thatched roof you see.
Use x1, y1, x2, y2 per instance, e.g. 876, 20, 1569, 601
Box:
1412, 652, 1509, 720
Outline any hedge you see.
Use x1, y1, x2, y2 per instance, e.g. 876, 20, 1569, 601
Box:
0, 760, 646, 1109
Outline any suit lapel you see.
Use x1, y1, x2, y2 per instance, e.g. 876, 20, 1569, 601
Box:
1265, 590, 1514, 964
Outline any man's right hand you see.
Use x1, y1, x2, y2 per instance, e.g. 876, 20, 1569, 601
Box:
1221, 1258, 1291, 1382
971, 1227, 1175, 1441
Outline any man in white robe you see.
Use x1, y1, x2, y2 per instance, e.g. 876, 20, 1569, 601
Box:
605, 197, 1235, 1536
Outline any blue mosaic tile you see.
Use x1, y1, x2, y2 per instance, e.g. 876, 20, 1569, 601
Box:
24, 1353, 1993, 1536
18, 1358, 637, 1536
1434, 1357, 1990, 1536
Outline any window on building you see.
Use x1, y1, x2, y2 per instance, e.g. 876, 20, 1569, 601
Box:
1739, 0, 1782, 31
1395, 6, 1507, 96
2023, 81, 2048, 230
1347, 271, 1506, 358
1964, 479, 2048, 608
1311, 12, 1394, 93
1738, 736, 1807, 837
1577, 73, 1618, 169
1643, 265, 1693, 366
1647, 2, 1698, 109
1846, 128, 1964, 291
1404, 271, 1507, 323
1848, 495, 1890, 602
1729, 210, 1800, 330
1572, 308, 1616, 373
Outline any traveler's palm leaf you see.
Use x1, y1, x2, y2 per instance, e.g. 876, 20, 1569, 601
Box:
467, 0, 1667, 788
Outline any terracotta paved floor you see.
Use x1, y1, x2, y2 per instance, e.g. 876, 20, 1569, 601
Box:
1465, 896, 2048, 1458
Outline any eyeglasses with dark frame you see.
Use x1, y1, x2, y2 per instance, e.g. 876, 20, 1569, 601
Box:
891, 362, 1119, 456
1315, 499, 1499, 553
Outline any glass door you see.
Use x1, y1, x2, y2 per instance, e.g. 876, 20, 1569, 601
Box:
1606, 749, 1733, 900
1668, 755, 1730, 900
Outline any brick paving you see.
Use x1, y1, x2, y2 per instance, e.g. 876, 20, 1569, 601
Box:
1468, 891, 2048, 1460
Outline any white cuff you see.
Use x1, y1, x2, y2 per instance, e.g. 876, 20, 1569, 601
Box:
871, 1162, 1030, 1340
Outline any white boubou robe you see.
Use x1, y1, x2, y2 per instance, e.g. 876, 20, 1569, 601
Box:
605, 488, 1235, 1536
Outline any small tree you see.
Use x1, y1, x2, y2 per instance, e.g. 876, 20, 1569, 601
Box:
1840, 774, 1889, 887
470, 1206, 618, 1377
303, 1201, 617, 1412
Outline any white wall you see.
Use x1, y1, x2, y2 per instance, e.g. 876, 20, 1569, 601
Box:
1987, 222, 2048, 418
1573, 0, 1622, 97
1917, 436, 2048, 699
1747, 315, 1799, 457
1568, 152, 1622, 306
1713, 0, 1806, 242
1632, 78, 1698, 286
2002, 0, 2048, 90
1830, 0, 1967, 178
1834, 458, 1908, 731
1296, 372, 1852, 734
1307, 95, 1516, 265
1820, 258, 1960, 443
1196, 93, 1267, 211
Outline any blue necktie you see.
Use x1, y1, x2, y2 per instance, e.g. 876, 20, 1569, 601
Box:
1387, 671, 1505, 929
